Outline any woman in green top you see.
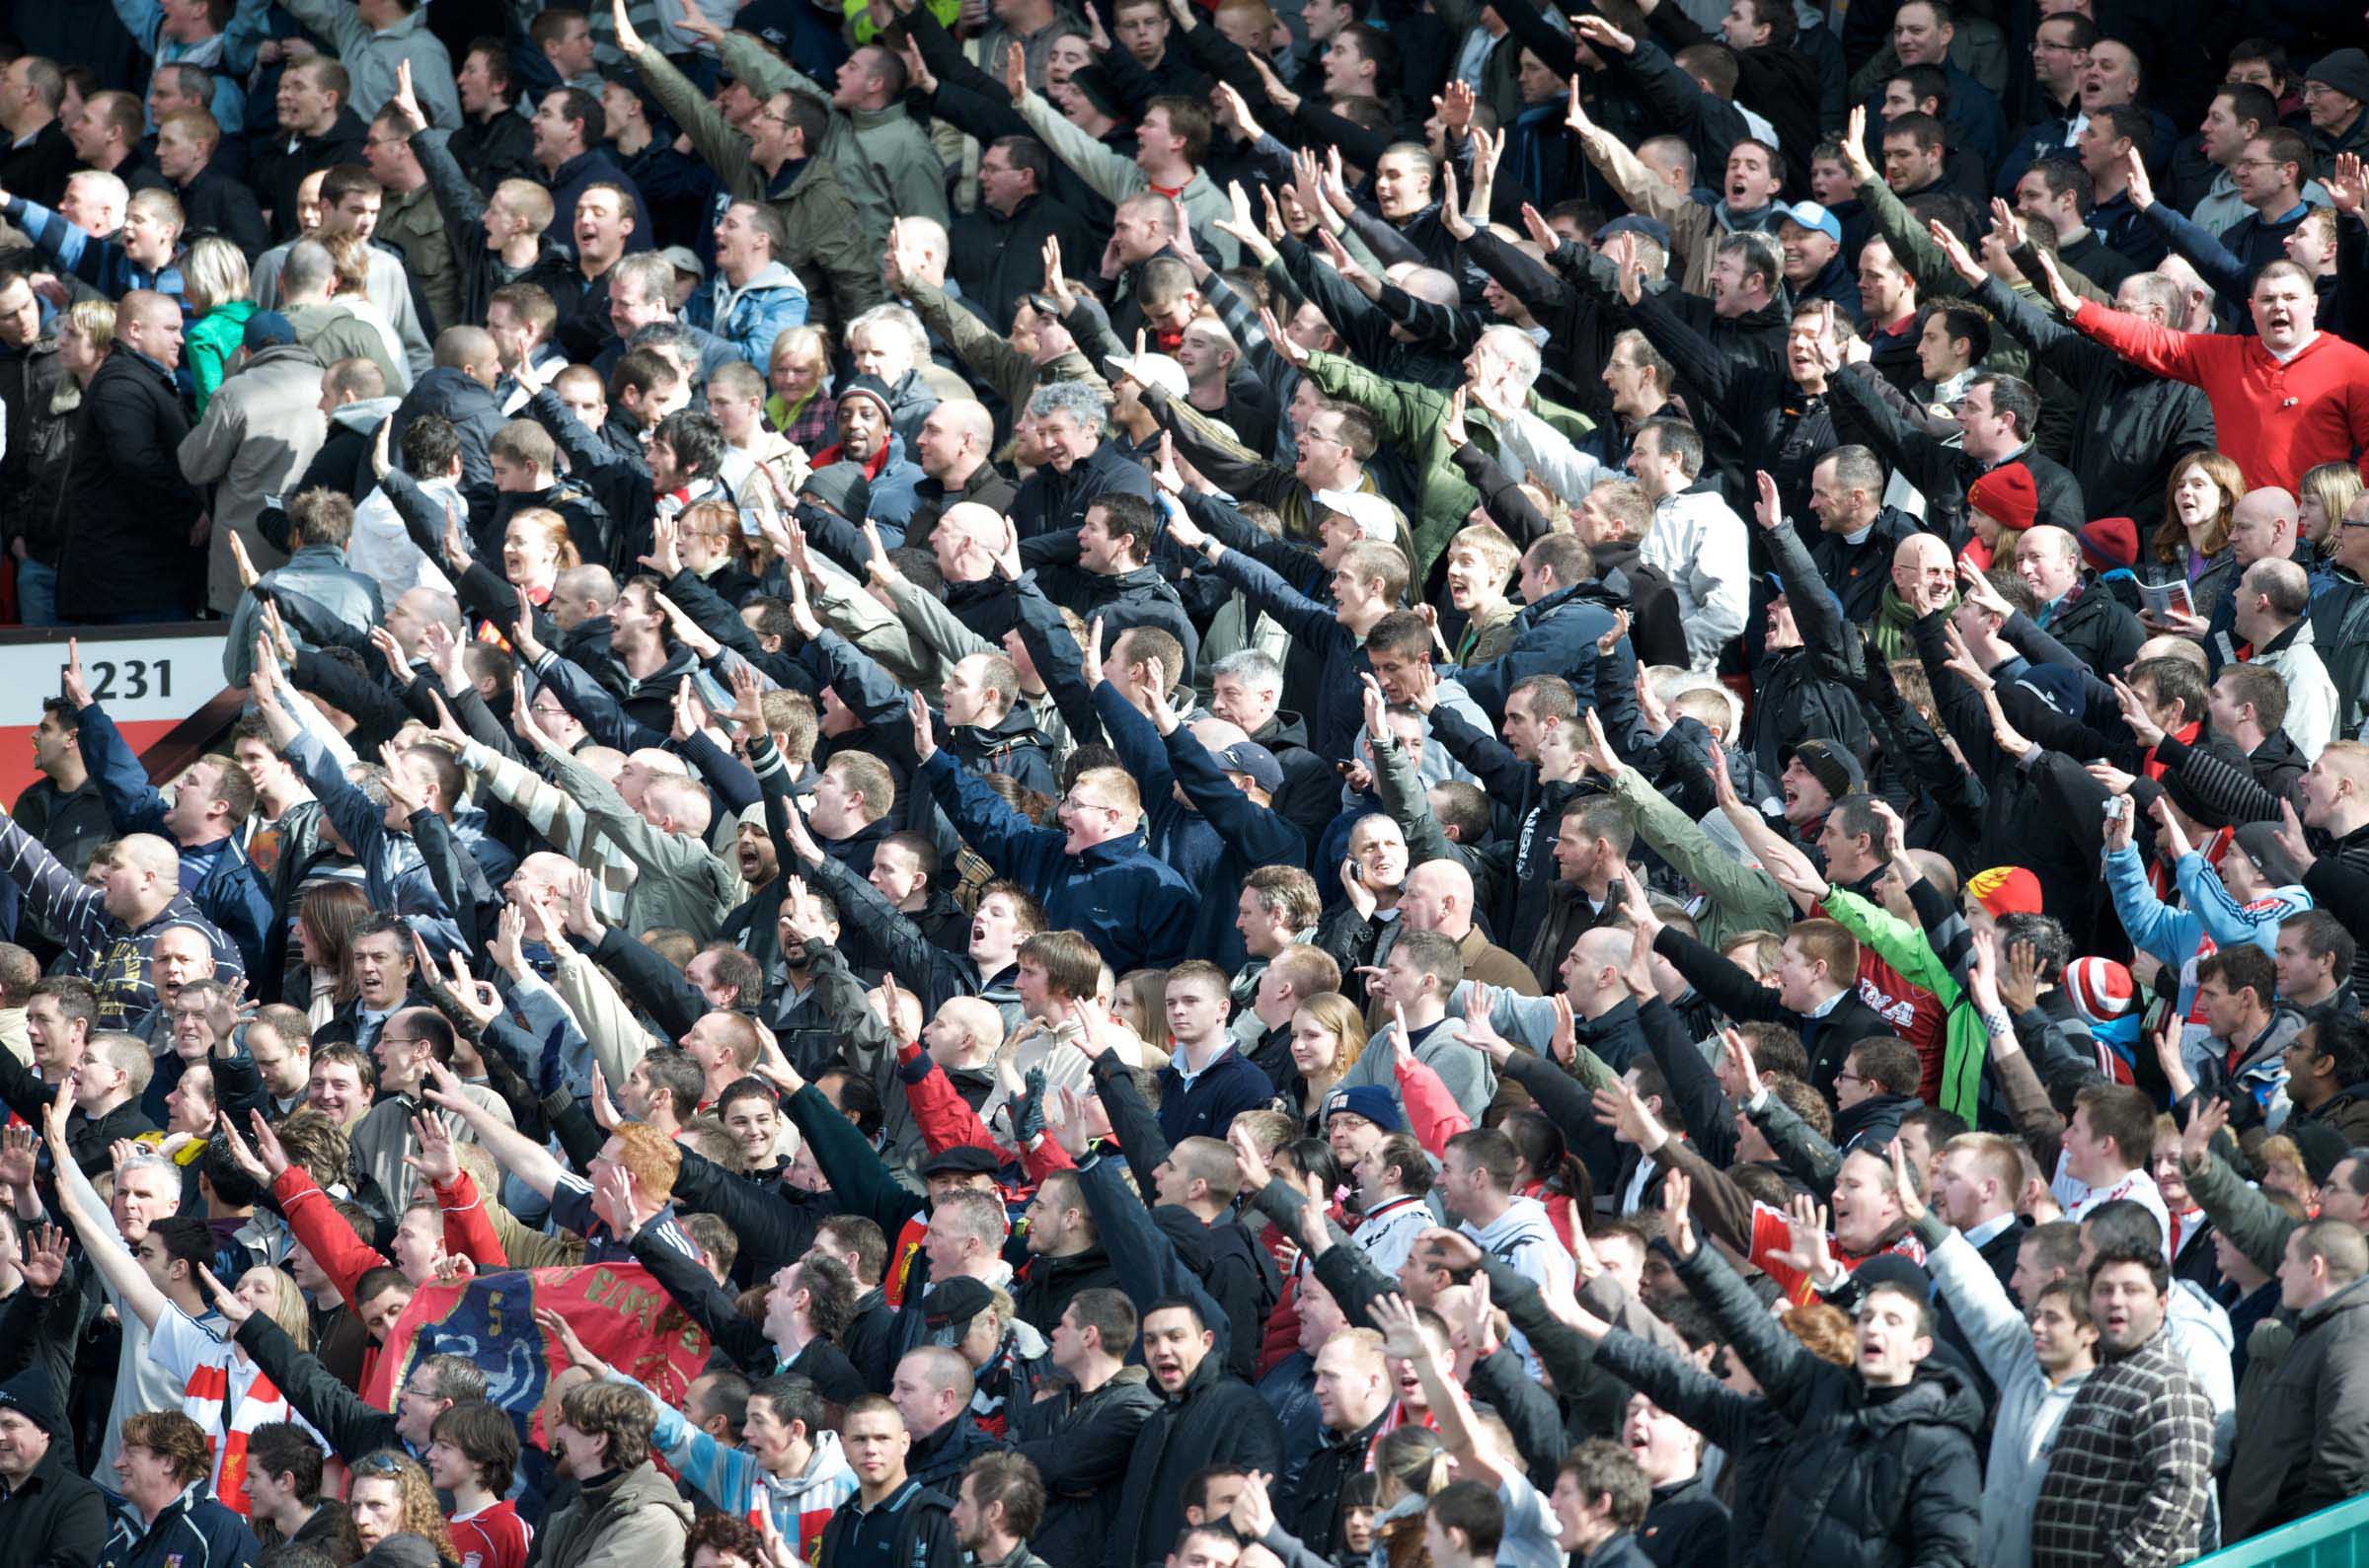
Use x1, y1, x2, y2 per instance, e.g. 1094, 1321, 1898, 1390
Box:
182, 236, 258, 415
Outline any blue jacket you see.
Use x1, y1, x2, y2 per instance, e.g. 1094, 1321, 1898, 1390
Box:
100, 1483, 260, 1568
916, 749, 1195, 973
77, 699, 273, 977
281, 725, 467, 955
694, 259, 810, 367
222, 543, 385, 685
2, 196, 187, 314
1448, 580, 1624, 723
1156, 1046, 1278, 1146
1093, 683, 1307, 972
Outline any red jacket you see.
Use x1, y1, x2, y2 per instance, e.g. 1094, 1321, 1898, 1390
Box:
2072, 304, 2369, 490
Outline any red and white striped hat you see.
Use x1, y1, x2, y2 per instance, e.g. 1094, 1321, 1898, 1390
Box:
2064, 957, 2135, 1026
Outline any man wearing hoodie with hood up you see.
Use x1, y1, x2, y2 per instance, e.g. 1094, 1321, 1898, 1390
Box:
1443, 1128, 1573, 1380
0, 1363, 109, 1568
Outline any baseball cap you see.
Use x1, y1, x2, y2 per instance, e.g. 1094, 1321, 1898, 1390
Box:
1216, 741, 1284, 794
918, 1145, 1002, 1179
657, 245, 704, 279
1107, 350, 1187, 400
1313, 488, 1398, 542
1596, 214, 1672, 252
1775, 201, 1843, 245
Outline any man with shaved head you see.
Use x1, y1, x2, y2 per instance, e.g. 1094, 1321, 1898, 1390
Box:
913, 399, 1018, 524
0, 824, 239, 1032
1393, 859, 1541, 1009
56, 289, 202, 621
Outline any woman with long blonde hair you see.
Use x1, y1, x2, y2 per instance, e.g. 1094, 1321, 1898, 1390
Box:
180, 236, 256, 412
2298, 463, 2363, 564
1286, 992, 1369, 1132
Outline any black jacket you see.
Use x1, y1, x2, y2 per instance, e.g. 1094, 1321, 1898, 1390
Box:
0, 329, 72, 565
951, 190, 1099, 329
449, 107, 539, 190
1018, 532, 1201, 683
1971, 276, 2216, 529
1013, 1246, 1118, 1339
2039, 576, 2145, 678
1757, 1358, 1982, 1568
176, 160, 270, 260
255, 109, 367, 239
389, 365, 509, 523
55, 348, 198, 619
1281, 1409, 1392, 1559
1654, 928, 1900, 1098
1103, 1350, 1285, 1568
1640, 1472, 1731, 1568
907, 1413, 1008, 1492
1008, 1367, 1161, 1568
1008, 439, 1157, 543
0, 119, 75, 208
1826, 363, 2085, 546
0, 1409, 109, 1568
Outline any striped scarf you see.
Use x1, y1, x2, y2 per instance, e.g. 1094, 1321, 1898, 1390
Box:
181, 1351, 301, 1514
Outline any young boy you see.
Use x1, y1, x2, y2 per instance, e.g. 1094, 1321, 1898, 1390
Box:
1444, 522, 1521, 664
428, 1401, 531, 1568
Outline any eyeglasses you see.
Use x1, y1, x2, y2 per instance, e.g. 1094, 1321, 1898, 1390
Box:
1832, 1070, 1870, 1087
2231, 159, 2286, 172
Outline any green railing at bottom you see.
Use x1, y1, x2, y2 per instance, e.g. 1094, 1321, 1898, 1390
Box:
2195, 1495, 2369, 1568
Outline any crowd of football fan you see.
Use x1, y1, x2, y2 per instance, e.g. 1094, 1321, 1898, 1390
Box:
2, 0, 2369, 1565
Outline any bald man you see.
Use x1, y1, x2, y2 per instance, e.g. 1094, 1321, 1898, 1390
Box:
57, 290, 205, 621
1888, 532, 1957, 630
0, 828, 240, 1032
1384, 859, 1541, 1018
914, 399, 1017, 520
887, 994, 1009, 1160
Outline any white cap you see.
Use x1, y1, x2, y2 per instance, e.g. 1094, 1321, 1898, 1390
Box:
1107, 352, 1188, 400
1313, 487, 1398, 541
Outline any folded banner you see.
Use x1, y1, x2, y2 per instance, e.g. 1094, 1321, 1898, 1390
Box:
363, 1263, 711, 1438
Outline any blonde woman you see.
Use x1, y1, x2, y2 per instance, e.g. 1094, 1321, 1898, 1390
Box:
180, 236, 256, 412
765, 324, 835, 449
2298, 462, 2363, 560
1286, 992, 1369, 1133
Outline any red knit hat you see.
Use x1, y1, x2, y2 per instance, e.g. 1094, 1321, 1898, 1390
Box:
1967, 464, 2039, 535
2079, 516, 2141, 572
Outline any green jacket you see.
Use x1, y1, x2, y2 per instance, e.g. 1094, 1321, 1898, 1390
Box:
1604, 763, 1792, 951
636, 40, 881, 329
187, 301, 258, 415
903, 276, 1099, 415
1820, 887, 1987, 1122
1299, 349, 1591, 579
719, 33, 946, 242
